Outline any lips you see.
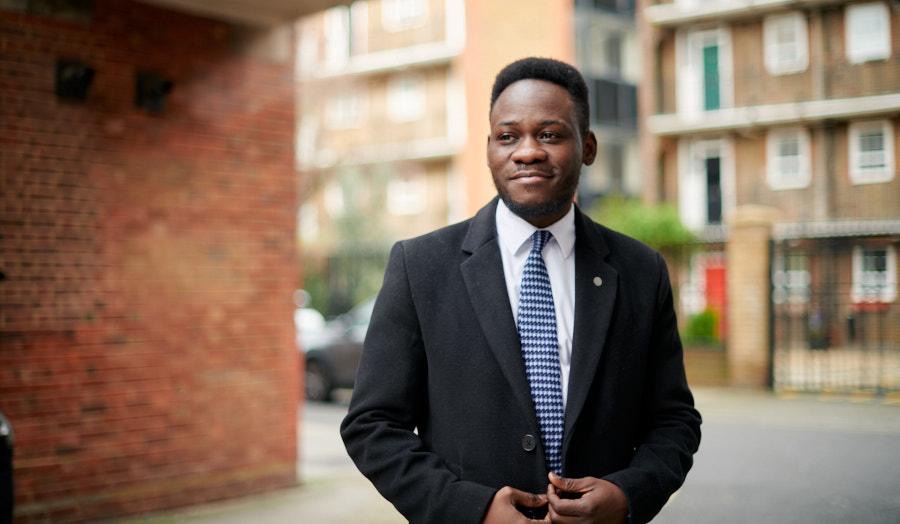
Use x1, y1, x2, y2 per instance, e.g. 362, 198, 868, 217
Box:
511, 170, 553, 180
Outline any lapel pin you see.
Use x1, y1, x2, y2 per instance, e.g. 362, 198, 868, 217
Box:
593, 276, 603, 287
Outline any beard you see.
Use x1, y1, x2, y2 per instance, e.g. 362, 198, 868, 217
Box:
493, 177, 578, 222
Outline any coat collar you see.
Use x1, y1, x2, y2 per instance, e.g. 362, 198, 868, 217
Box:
460, 197, 620, 456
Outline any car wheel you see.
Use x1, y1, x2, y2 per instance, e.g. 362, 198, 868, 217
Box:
305, 359, 332, 402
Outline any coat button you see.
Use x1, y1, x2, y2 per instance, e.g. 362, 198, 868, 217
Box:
521, 434, 537, 452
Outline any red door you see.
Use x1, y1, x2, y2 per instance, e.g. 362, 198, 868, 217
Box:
704, 264, 727, 342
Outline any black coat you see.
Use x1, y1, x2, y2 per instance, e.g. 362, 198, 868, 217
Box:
341, 199, 701, 523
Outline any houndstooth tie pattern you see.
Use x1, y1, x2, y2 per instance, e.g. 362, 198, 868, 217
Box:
517, 230, 565, 474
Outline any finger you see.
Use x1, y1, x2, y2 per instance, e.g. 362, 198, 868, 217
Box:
547, 503, 579, 524
548, 472, 593, 494
508, 487, 547, 508
547, 481, 587, 517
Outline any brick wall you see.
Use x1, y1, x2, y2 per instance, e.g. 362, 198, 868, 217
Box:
0, 1, 300, 521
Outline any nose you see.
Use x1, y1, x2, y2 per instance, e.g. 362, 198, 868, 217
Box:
510, 136, 547, 164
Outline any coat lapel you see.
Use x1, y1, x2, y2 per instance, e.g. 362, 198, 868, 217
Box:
563, 208, 619, 445
460, 199, 540, 430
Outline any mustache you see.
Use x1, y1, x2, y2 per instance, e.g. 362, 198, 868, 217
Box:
514, 163, 552, 175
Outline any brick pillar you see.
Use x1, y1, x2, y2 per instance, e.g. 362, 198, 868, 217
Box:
726, 206, 780, 388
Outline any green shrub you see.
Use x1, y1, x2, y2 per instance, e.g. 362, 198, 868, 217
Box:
683, 308, 720, 346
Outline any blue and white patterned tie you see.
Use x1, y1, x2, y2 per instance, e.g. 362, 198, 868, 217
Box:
517, 230, 565, 474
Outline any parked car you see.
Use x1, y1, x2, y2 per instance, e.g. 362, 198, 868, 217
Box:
299, 298, 375, 402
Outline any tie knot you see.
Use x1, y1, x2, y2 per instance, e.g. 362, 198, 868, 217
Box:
531, 230, 552, 253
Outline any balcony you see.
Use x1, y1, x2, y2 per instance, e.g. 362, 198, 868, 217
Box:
648, 92, 900, 136
644, 0, 844, 28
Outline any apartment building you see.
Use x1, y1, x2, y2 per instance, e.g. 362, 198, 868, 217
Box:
295, 0, 634, 312
641, 0, 900, 391
575, 0, 641, 208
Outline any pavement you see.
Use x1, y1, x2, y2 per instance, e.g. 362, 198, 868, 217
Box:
114, 387, 900, 523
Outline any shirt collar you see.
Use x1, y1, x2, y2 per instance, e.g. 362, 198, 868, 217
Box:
495, 199, 576, 259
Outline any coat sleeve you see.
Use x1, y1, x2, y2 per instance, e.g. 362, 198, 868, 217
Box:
602, 252, 702, 524
340, 242, 497, 524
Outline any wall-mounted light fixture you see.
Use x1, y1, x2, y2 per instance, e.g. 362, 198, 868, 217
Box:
135, 71, 174, 113
55, 59, 95, 101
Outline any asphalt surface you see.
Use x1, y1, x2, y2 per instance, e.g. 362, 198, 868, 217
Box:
116, 388, 900, 523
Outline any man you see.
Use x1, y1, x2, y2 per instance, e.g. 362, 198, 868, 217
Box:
341, 57, 701, 524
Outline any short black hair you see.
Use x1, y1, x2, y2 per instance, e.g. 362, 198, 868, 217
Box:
490, 57, 590, 133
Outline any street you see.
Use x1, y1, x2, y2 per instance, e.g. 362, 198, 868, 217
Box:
118, 388, 900, 523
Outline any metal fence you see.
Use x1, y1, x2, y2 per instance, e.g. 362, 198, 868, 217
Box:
770, 237, 900, 394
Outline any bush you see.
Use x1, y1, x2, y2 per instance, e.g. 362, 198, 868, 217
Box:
586, 196, 695, 253
683, 308, 720, 346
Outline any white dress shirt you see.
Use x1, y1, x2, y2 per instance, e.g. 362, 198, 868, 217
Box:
496, 199, 576, 407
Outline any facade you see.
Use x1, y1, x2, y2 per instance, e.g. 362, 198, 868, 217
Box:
296, 0, 641, 313
0, 0, 341, 520
640, 0, 900, 391
575, 0, 642, 209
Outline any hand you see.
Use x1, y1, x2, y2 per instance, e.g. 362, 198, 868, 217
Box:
546, 472, 628, 524
483, 486, 548, 524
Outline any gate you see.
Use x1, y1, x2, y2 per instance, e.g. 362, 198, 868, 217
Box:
770, 236, 899, 394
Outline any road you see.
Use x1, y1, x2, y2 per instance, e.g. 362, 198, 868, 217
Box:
118, 388, 900, 523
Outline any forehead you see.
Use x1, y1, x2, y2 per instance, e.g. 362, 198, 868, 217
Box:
490, 79, 576, 125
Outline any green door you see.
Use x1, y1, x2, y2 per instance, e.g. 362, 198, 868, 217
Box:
703, 44, 720, 110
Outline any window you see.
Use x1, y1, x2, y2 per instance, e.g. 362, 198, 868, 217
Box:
845, 2, 891, 64
764, 12, 808, 75
592, 79, 637, 128
852, 246, 897, 303
677, 27, 733, 116
678, 138, 734, 229
381, 0, 428, 32
324, 6, 350, 69
849, 120, 894, 184
387, 74, 426, 122
387, 174, 427, 215
767, 128, 811, 190
325, 90, 365, 129
773, 252, 810, 305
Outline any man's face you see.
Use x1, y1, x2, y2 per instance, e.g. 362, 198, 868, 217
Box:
487, 79, 596, 227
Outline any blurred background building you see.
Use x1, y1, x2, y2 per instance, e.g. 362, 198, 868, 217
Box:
640, 0, 899, 390
294, 0, 642, 315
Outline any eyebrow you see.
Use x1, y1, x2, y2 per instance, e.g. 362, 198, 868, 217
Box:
496, 119, 568, 127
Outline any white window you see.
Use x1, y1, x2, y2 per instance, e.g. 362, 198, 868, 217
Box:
381, 0, 428, 32
764, 12, 809, 75
296, 22, 318, 77
766, 128, 811, 190
387, 74, 426, 122
387, 175, 427, 215
852, 246, 897, 303
773, 252, 810, 305
295, 117, 319, 170
678, 137, 735, 229
325, 90, 365, 129
845, 2, 891, 64
676, 26, 733, 117
323, 181, 345, 217
350, 1, 369, 55
849, 120, 894, 184
324, 6, 350, 69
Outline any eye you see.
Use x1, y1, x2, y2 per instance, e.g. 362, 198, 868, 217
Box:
539, 131, 561, 141
497, 132, 516, 143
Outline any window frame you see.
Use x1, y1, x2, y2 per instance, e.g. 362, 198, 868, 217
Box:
387, 73, 427, 123
381, 0, 429, 32
852, 245, 897, 303
763, 12, 809, 75
766, 127, 812, 190
848, 120, 895, 185
845, 2, 892, 64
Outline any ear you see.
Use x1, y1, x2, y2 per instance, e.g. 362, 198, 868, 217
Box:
485, 134, 491, 166
582, 130, 598, 166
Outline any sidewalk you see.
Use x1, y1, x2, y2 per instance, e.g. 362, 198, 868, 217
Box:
114, 387, 900, 523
